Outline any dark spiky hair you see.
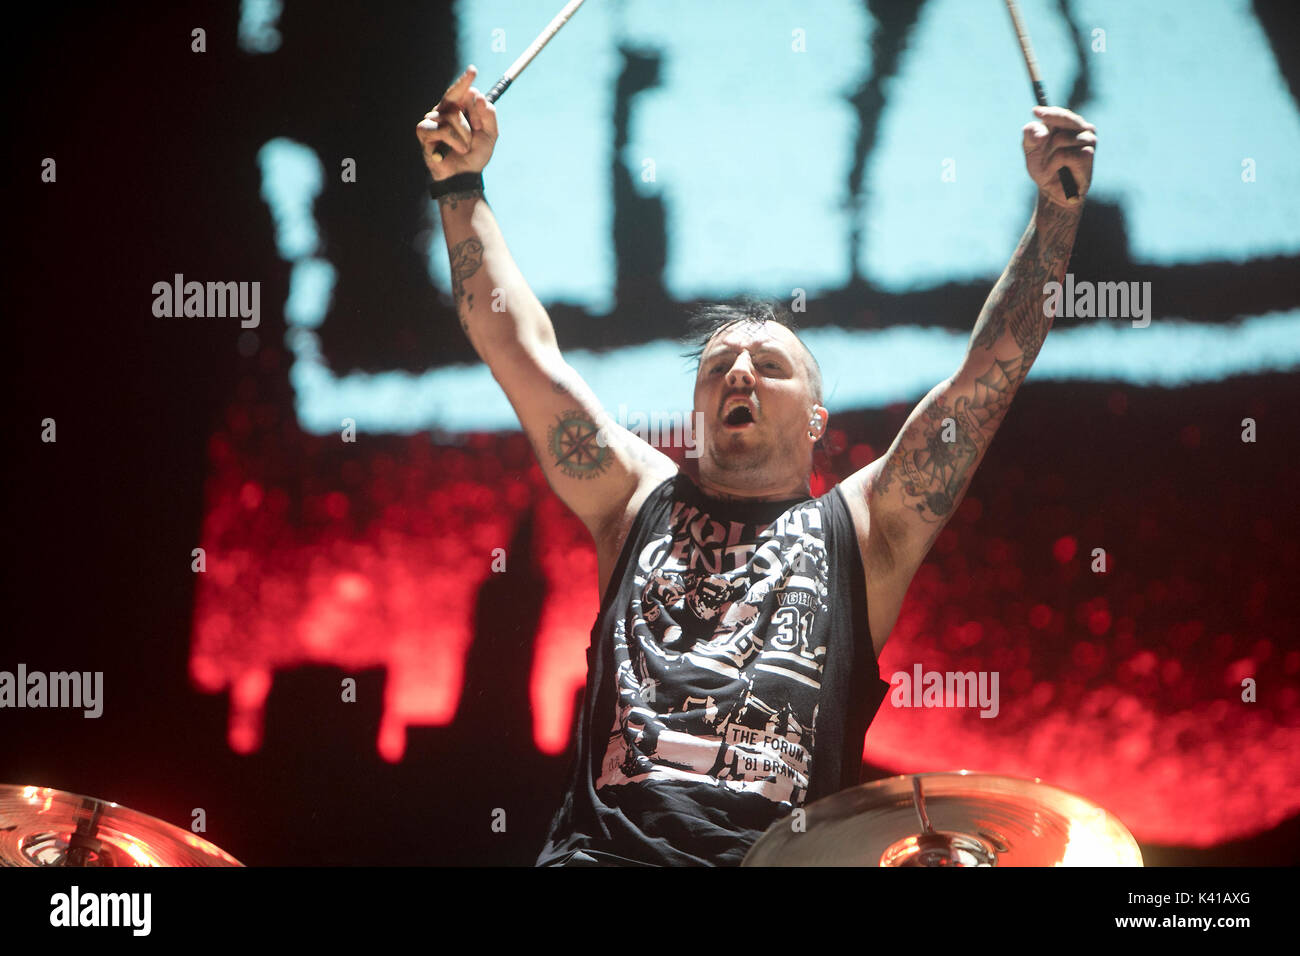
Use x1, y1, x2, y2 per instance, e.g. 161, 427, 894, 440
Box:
678, 296, 823, 405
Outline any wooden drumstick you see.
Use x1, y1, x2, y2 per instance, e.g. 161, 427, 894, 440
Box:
1003, 0, 1080, 202
431, 0, 589, 162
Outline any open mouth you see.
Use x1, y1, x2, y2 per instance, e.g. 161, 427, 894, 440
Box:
723, 404, 755, 427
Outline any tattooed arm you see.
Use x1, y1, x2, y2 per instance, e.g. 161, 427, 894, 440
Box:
418, 66, 556, 362
417, 66, 677, 538
842, 107, 1096, 655
442, 186, 677, 533
870, 191, 1081, 537
436, 189, 559, 359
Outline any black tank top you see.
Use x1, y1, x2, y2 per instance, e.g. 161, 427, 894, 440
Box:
536, 471, 890, 866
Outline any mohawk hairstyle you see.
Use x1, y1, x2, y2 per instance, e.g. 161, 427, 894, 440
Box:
679, 296, 824, 405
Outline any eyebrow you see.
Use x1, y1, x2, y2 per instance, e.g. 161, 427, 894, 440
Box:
702, 343, 792, 364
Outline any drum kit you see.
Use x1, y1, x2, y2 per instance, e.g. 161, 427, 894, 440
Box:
743, 771, 1142, 866
1, 771, 1140, 866
0, 785, 242, 867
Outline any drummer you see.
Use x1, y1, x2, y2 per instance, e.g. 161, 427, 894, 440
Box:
415, 66, 1097, 865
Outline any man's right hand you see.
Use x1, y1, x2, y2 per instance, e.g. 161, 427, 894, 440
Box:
416, 65, 499, 182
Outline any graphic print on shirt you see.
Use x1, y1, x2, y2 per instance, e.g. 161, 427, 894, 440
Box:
596, 494, 831, 807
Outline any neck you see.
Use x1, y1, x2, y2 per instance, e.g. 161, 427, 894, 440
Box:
694, 470, 811, 503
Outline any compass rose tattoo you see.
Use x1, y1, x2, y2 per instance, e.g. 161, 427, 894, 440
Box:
547, 410, 613, 480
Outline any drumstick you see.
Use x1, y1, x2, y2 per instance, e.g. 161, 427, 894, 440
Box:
430, 0, 589, 162
1003, 0, 1080, 202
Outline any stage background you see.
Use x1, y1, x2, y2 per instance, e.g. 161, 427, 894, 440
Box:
4, 0, 1298, 865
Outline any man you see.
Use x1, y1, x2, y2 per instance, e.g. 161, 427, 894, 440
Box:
416, 65, 1096, 866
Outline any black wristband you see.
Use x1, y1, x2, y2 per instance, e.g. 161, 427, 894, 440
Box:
429, 171, 484, 201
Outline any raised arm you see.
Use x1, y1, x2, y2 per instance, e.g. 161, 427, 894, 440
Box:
842, 107, 1096, 654
416, 67, 676, 539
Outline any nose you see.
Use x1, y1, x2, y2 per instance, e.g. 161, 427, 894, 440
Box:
725, 353, 756, 389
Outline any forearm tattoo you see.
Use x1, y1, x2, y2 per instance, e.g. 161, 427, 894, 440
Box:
969, 194, 1080, 363
448, 237, 483, 332
874, 194, 1081, 526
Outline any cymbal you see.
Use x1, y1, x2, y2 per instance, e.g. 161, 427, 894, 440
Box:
0, 785, 243, 867
742, 771, 1142, 866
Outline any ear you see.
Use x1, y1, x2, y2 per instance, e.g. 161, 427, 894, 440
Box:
809, 404, 828, 438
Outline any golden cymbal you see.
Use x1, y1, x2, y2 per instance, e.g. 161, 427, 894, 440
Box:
0, 785, 242, 867
742, 771, 1142, 866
